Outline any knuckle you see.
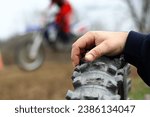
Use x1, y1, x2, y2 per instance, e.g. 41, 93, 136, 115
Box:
72, 43, 76, 48
91, 49, 100, 58
71, 52, 74, 59
71, 56, 74, 62
85, 31, 94, 36
71, 52, 75, 60
71, 54, 76, 65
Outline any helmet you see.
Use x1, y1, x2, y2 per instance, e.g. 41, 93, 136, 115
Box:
51, 0, 64, 3
51, 0, 65, 6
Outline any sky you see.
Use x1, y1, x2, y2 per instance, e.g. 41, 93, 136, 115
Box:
0, 0, 140, 40
0, 0, 49, 39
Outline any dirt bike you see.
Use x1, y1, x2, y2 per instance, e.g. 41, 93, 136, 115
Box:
16, 21, 90, 71
15, 18, 90, 71
66, 55, 131, 100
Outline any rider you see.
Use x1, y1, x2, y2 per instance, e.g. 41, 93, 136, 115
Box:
49, 0, 73, 43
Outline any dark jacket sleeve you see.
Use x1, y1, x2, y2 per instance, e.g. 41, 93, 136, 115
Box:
123, 31, 150, 86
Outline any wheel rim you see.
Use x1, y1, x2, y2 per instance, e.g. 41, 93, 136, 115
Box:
18, 42, 44, 71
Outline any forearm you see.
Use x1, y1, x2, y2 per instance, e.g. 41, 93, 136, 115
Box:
123, 31, 150, 86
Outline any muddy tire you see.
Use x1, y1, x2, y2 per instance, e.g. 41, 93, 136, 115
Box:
66, 56, 131, 100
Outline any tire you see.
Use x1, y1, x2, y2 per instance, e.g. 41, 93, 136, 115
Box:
66, 56, 131, 100
16, 41, 45, 71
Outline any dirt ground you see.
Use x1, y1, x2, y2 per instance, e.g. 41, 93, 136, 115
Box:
0, 52, 74, 100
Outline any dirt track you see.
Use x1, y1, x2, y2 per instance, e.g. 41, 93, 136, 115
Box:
0, 52, 74, 100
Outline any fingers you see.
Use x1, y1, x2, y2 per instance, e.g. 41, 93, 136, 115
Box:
71, 32, 95, 67
71, 45, 80, 67
85, 41, 112, 62
71, 31, 128, 68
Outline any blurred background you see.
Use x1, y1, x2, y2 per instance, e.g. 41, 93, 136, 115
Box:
0, 0, 149, 100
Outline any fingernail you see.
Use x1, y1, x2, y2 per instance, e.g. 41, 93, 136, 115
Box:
72, 63, 76, 68
85, 54, 94, 61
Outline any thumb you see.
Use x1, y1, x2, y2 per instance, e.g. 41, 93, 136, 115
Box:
85, 41, 110, 62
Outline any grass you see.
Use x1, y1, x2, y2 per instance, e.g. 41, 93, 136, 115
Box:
129, 77, 150, 100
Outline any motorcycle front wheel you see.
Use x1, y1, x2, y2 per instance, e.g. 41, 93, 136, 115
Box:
16, 41, 45, 71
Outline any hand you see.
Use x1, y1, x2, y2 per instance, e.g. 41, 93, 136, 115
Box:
71, 31, 128, 67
